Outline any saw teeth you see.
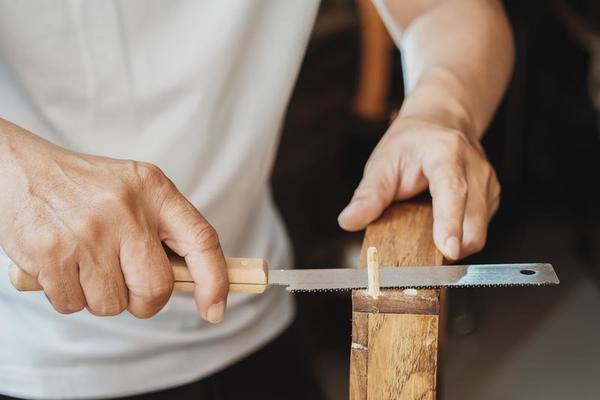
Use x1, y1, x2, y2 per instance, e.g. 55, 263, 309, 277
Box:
287, 282, 555, 293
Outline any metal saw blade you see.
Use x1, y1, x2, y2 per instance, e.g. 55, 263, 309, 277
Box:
267, 263, 559, 293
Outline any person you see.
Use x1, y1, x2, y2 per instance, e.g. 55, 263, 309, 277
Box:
0, 1, 513, 399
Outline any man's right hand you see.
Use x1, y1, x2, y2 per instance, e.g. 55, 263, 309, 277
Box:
0, 118, 229, 322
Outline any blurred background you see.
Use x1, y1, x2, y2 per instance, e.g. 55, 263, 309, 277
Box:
270, 0, 600, 399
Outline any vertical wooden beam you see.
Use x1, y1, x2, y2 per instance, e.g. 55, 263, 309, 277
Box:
349, 200, 445, 400
353, 0, 394, 121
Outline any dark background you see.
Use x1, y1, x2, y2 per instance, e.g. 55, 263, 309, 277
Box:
271, 1, 600, 398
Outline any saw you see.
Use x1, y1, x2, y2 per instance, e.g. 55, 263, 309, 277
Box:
9, 257, 559, 293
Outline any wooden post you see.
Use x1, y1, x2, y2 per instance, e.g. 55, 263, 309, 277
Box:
353, 0, 394, 121
349, 199, 445, 400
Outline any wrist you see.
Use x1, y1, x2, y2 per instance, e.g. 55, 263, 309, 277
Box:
397, 67, 480, 141
0, 118, 24, 151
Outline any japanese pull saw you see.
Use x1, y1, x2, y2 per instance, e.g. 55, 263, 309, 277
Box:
8, 258, 559, 293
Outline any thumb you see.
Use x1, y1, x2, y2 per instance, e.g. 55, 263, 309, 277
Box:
338, 167, 397, 232
157, 189, 229, 324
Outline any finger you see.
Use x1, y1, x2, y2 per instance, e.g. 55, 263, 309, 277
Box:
158, 189, 228, 324
461, 178, 489, 257
18, 229, 87, 313
79, 250, 129, 317
338, 161, 398, 231
424, 159, 468, 260
37, 260, 86, 314
486, 169, 501, 220
120, 232, 173, 319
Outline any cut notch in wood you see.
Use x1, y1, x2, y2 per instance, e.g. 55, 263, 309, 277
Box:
367, 246, 380, 298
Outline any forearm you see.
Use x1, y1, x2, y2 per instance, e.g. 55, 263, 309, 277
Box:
375, 0, 514, 139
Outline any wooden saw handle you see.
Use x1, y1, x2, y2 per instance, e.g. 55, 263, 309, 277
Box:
8, 257, 269, 294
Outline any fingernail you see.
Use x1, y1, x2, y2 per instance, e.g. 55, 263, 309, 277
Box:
205, 301, 225, 324
444, 236, 460, 260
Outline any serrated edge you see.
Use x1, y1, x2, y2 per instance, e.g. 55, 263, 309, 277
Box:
286, 281, 557, 293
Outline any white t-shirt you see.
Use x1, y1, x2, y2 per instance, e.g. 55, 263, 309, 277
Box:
0, 1, 319, 398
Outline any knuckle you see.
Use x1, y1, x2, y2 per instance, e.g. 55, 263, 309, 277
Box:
96, 181, 137, 216
50, 295, 86, 314
146, 283, 173, 303
134, 162, 167, 186
134, 282, 173, 310
70, 214, 102, 238
37, 231, 64, 258
88, 300, 127, 317
128, 285, 171, 319
481, 162, 498, 185
480, 162, 493, 179
482, 162, 496, 176
128, 161, 176, 204
54, 301, 85, 315
81, 266, 129, 316
191, 223, 221, 252
436, 173, 468, 198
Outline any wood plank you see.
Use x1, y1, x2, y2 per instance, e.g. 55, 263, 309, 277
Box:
349, 199, 445, 400
350, 312, 369, 400
367, 313, 438, 399
358, 201, 443, 268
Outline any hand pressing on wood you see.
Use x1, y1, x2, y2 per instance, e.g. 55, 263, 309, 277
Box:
0, 118, 228, 322
338, 117, 500, 260
337, 0, 513, 260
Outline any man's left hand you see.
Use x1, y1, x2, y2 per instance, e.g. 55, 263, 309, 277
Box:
338, 117, 500, 260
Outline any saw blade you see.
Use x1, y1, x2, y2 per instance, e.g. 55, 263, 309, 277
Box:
267, 263, 559, 293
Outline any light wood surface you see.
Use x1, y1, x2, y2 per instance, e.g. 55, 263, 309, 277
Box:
9, 257, 269, 294
349, 199, 445, 400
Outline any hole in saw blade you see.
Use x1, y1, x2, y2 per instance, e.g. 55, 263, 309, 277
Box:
520, 269, 536, 275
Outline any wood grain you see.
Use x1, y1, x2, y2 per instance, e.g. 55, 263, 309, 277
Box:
349, 199, 445, 400
352, 289, 439, 315
350, 312, 369, 400
366, 313, 438, 399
